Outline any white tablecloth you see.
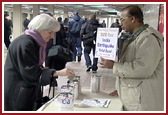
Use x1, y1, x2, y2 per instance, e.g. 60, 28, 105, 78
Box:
37, 89, 123, 112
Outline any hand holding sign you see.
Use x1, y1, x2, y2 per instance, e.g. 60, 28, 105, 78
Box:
99, 57, 114, 69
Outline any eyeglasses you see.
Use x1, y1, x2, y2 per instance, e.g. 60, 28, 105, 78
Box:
120, 16, 130, 23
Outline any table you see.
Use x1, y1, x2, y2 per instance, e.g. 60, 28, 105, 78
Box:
38, 89, 123, 112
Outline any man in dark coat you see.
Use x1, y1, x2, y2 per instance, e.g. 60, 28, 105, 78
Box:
23, 16, 30, 30
4, 13, 12, 49
111, 19, 122, 33
80, 14, 101, 73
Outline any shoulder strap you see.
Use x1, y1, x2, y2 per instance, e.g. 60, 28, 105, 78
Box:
35, 75, 43, 101
147, 28, 164, 59
48, 75, 54, 98
85, 21, 92, 34
35, 72, 54, 101
146, 27, 164, 48
53, 33, 56, 45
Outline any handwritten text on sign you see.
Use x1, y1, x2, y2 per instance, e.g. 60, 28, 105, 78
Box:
95, 28, 119, 60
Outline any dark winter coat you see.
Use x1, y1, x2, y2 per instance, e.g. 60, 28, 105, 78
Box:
4, 18, 12, 49
23, 19, 30, 30
80, 19, 101, 46
111, 22, 122, 33
4, 34, 55, 111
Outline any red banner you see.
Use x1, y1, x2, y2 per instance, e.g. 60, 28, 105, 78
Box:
158, 4, 164, 37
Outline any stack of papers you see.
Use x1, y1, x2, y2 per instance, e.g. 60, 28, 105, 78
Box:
79, 99, 111, 108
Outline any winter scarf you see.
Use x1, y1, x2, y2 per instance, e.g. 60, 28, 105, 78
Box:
25, 29, 47, 65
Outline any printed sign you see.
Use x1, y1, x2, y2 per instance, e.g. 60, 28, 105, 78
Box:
95, 28, 119, 60
57, 93, 74, 111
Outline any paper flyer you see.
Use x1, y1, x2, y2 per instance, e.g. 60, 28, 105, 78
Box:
79, 99, 111, 108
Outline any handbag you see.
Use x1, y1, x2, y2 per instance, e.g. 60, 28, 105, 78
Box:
33, 96, 50, 110
33, 73, 56, 110
47, 35, 73, 62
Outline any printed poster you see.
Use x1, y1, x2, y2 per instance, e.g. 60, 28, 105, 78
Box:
95, 28, 119, 60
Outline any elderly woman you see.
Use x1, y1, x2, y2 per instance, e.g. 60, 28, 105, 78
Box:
4, 14, 75, 111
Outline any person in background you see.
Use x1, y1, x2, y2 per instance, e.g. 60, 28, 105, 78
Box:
101, 20, 106, 28
8, 16, 13, 33
4, 13, 12, 49
68, 10, 84, 62
57, 17, 64, 24
117, 30, 131, 60
63, 18, 69, 27
63, 18, 74, 53
45, 15, 68, 73
80, 14, 101, 73
84, 18, 88, 23
99, 5, 164, 111
4, 14, 75, 111
111, 19, 122, 33
45, 14, 68, 93
23, 16, 30, 30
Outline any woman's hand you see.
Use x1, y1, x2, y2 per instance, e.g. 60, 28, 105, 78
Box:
99, 57, 114, 69
53, 68, 75, 77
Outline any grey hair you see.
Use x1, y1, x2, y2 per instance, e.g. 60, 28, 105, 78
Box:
28, 14, 60, 32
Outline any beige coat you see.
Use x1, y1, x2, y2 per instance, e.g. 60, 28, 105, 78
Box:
113, 25, 164, 111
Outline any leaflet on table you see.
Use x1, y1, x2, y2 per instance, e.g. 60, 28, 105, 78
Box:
95, 28, 119, 60
79, 99, 111, 108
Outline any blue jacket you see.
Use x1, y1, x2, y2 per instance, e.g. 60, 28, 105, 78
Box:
68, 14, 84, 36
